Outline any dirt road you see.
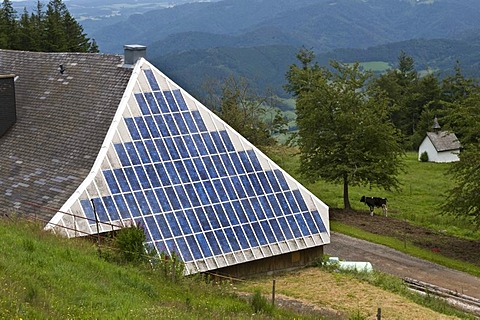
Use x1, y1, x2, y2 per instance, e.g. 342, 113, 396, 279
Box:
324, 232, 480, 300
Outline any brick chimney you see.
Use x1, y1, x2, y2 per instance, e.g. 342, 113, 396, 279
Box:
123, 45, 147, 68
0, 74, 17, 138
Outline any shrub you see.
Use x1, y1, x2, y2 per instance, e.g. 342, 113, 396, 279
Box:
250, 290, 273, 315
420, 151, 429, 162
114, 225, 150, 264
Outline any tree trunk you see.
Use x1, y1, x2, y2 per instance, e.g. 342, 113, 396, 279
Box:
343, 174, 351, 210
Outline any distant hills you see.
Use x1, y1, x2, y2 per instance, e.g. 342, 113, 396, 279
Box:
82, 0, 480, 98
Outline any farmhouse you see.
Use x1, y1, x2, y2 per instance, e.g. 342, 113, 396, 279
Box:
0, 47, 330, 276
418, 117, 461, 163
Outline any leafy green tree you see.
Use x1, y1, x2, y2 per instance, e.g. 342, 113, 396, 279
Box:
204, 75, 276, 147
285, 49, 404, 209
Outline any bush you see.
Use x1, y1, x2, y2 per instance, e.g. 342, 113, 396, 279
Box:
420, 151, 429, 162
250, 290, 273, 315
114, 225, 150, 264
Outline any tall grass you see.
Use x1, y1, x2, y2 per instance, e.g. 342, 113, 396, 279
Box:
0, 219, 311, 319
266, 148, 480, 240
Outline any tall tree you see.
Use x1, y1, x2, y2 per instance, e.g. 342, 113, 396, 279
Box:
204, 75, 275, 147
0, 0, 17, 48
285, 49, 404, 209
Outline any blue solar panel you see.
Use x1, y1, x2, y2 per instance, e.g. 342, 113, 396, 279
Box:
213, 179, 228, 202
144, 165, 160, 188
248, 173, 262, 195
154, 92, 169, 113
221, 177, 237, 200
145, 190, 161, 213
230, 153, 244, 174
174, 161, 188, 183
144, 140, 160, 163
174, 136, 189, 158
163, 114, 179, 136
274, 170, 289, 190
194, 182, 209, 205
230, 176, 246, 198
214, 203, 229, 227
154, 115, 170, 137
134, 166, 150, 189
176, 210, 192, 234
165, 212, 181, 237
220, 131, 235, 152
113, 194, 129, 219
91, 198, 108, 221
251, 222, 267, 245
80, 199, 95, 223
153, 188, 170, 212
233, 226, 249, 249
154, 139, 170, 161
134, 191, 150, 215
164, 138, 179, 160
312, 210, 327, 233
164, 91, 179, 112
211, 155, 226, 177
166, 186, 182, 210
240, 175, 255, 197
293, 190, 308, 211
156, 214, 172, 238
173, 113, 188, 134
145, 216, 161, 240
220, 154, 236, 175
256, 172, 272, 194
103, 170, 120, 194
183, 160, 199, 182
211, 132, 225, 153
192, 134, 207, 155
165, 239, 179, 257
241, 199, 255, 222
144, 92, 160, 114
144, 69, 160, 91
261, 220, 276, 243
135, 93, 150, 115
184, 183, 200, 207
195, 233, 211, 256
173, 90, 189, 111
114, 144, 130, 166
285, 191, 300, 213
135, 142, 150, 164
203, 157, 218, 179
145, 116, 160, 138
269, 218, 284, 241
186, 235, 203, 260
277, 216, 292, 239
215, 229, 231, 253
222, 202, 237, 225
302, 211, 318, 234
125, 118, 140, 140
232, 200, 248, 223
267, 194, 281, 216
175, 185, 191, 209
202, 133, 217, 154
193, 158, 208, 180
184, 135, 198, 157
124, 167, 140, 190
276, 193, 291, 215
153, 163, 169, 186
266, 171, 280, 192
192, 111, 207, 132
184, 112, 197, 132
242, 224, 258, 247
250, 197, 265, 220
286, 215, 302, 237
205, 231, 222, 255
125, 142, 141, 165
135, 117, 150, 139
114, 169, 130, 192
203, 181, 219, 203
239, 151, 254, 173
259, 196, 274, 218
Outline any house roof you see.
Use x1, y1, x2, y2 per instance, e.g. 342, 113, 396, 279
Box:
0, 49, 132, 220
1, 49, 330, 275
426, 131, 461, 152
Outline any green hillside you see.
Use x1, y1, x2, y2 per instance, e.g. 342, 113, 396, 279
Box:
0, 220, 305, 319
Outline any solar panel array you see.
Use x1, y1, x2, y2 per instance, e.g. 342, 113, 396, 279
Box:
48, 60, 330, 274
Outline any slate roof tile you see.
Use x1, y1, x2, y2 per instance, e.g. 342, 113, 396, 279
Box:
0, 49, 132, 220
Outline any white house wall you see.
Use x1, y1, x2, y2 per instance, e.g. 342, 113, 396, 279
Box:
418, 137, 460, 163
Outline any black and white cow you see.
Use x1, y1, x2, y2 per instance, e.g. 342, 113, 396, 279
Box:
360, 196, 388, 216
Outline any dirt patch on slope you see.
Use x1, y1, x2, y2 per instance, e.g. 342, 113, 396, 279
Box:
330, 209, 480, 266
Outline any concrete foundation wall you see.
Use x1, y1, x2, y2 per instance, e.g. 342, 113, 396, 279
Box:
212, 246, 324, 279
